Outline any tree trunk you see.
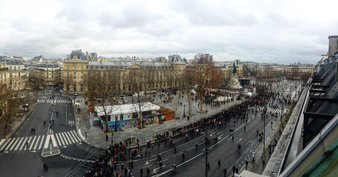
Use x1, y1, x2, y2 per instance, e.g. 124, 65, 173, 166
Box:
137, 92, 143, 128
188, 93, 192, 117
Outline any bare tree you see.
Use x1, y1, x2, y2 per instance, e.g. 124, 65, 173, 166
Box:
290, 65, 300, 79
86, 70, 121, 132
181, 65, 196, 118
126, 65, 149, 128
190, 59, 221, 112
28, 75, 44, 101
0, 84, 19, 136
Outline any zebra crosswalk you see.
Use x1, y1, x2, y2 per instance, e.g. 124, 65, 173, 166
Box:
0, 135, 46, 153
0, 130, 82, 153
54, 130, 81, 147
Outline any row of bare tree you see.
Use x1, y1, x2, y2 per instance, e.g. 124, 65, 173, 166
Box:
84, 59, 237, 132
0, 84, 19, 136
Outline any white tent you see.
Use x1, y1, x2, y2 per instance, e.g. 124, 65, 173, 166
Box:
95, 102, 160, 117
214, 96, 232, 102
244, 92, 253, 97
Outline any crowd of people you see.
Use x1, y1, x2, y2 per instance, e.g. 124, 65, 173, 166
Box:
84, 83, 295, 177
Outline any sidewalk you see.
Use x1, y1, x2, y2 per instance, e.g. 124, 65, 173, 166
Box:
241, 87, 306, 175
0, 102, 37, 148
74, 96, 244, 149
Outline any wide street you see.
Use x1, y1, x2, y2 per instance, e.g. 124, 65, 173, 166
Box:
105, 80, 302, 177
0, 91, 103, 177
0, 80, 302, 177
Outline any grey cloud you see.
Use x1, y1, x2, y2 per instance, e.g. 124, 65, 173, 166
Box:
0, 0, 337, 64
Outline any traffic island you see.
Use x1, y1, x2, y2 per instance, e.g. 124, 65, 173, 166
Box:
41, 133, 60, 157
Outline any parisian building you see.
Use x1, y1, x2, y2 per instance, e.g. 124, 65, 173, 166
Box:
63, 50, 187, 94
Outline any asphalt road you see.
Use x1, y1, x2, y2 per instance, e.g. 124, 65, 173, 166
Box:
0, 80, 301, 177
0, 91, 103, 177
119, 80, 302, 177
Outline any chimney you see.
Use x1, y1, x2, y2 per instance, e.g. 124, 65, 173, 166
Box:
328, 35, 338, 57
336, 58, 338, 82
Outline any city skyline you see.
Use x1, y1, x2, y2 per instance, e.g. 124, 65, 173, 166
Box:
1, 0, 338, 64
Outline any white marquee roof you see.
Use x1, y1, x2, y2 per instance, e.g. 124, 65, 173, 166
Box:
95, 102, 160, 116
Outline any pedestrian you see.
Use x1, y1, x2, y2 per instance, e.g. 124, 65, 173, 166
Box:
43, 164, 47, 172
207, 162, 210, 171
124, 167, 128, 176
159, 161, 163, 168
181, 153, 185, 162
218, 160, 221, 168
138, 168, 143, 177
146, 168, 150, 176
52, 120, 54, 125
195, 143, 198, 151
232, 166, 236, 175
106, 135, 109, 142
85, 131, 87, 138
174, 145, 177, 154
222, 168, 227, 177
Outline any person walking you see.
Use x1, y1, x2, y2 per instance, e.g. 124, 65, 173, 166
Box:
223, 168, 227, 177
146, 168, 150, 176
43, 164, 48, 172
140, 168, 143, 177
218, 160, 221, 168
181, 153, 185, 162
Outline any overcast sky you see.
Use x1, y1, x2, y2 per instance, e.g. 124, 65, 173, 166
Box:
0, 0, 337, 64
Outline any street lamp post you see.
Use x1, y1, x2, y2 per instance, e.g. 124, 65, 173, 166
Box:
129, 128, 132, 170
263, 112, 266, 164
205, 109, 209, 177
205, 127, 208, 177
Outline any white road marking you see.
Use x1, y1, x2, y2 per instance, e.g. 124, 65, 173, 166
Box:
0, 138, 12, 151
66, 131, 76, 144
55, 133, 63, 146
10, 137, 22, 151
29, 136, 37, 150
63, 132, 72, 144
51, 134, 58, 147
61, 132, 69, 145
44, 135, 51, 149
18, 137, 29, 151
24, 137, 33, 150
236, 138, 243, 144
70, 130, 81, 142
33, 136, 41, 150
70, 131, 80, 142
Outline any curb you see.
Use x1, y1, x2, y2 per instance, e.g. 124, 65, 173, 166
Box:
77, 128, 107, 150
70, 95, 243, 150
3, 102, 38, 140
60, 154, 95, 163
64, 94, 108, 150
